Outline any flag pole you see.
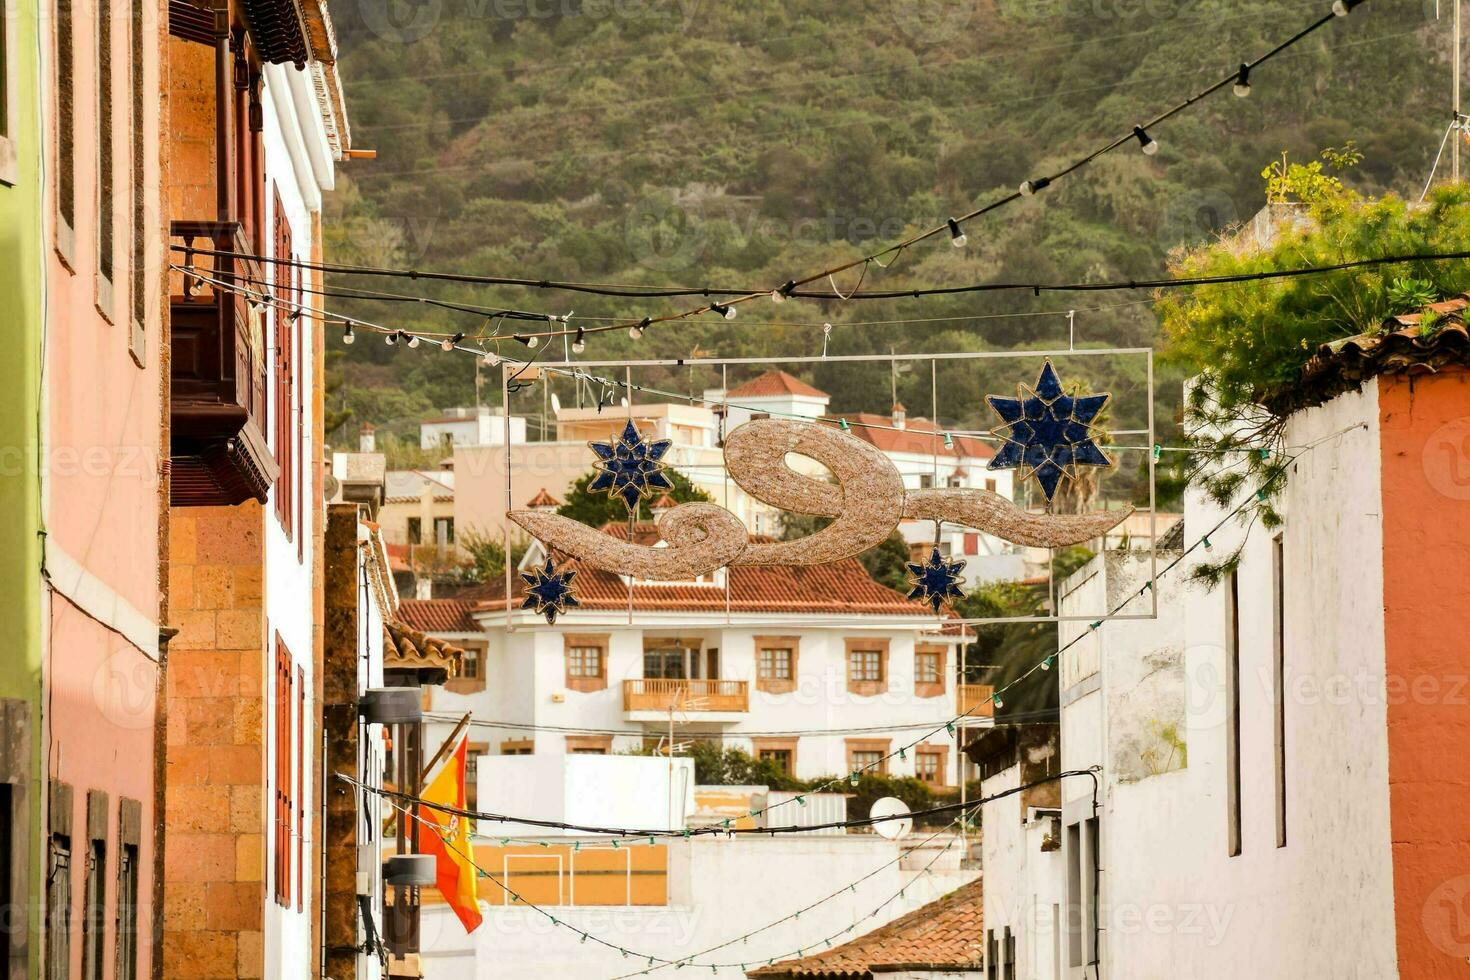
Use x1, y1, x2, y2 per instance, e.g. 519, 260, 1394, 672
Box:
420, 713, 472, 784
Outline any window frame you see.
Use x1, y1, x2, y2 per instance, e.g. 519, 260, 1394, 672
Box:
565, 736, 612, 756
845, 738, 890, 777
93, 0, 115, 320
52, 0, 76, 264
914, 744, 949, 787
81, 790, 107, 980
272, 634, 294, 907
126, 0, 144, 363
914, 645, 946, 698
754, 636, 798, 694
844, 639, 889, 696
564, 634, 609, 693
751, 737, 797, 777
114, 799, 141, 980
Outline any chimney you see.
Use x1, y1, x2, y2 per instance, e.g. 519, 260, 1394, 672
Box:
414, 576, 433, 600
650, 493, 676, 519
359, 423, 376, 452
891, 402, 906, 430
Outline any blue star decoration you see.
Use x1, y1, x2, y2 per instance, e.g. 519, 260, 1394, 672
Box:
985, 360, 1113, 502
520, 557, 579, 624
906, 548, 967, 613
588, 420, 675, 512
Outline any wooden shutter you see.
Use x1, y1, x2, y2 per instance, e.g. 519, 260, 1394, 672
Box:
273, 635, 292, 906
295, 664, 305, 912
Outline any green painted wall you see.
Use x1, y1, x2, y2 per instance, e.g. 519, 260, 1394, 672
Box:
0, 0, 44, 974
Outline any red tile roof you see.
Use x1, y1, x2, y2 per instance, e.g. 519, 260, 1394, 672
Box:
727, 370, 830, 400
423, 524, 933, 619
1264, 293, 1470, 416
828, 414, 995, 461
747, 878, 983, 977
398, 599, 482, 633
526, 487, 561, 508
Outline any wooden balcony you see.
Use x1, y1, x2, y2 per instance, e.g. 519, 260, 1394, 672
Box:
957, 684, 996, 720
169, 220, 277, 507
622, 679, 749, 714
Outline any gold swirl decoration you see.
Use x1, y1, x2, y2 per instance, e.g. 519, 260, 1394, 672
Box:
507, 418, 1132, 580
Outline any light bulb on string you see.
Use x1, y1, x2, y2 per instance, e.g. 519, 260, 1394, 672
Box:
1019, 176, 1050, 197
385, 331, 399, 347
1233, 63, 1251, 97
342, 324, 355, 345
946, 217, 967, 248
441, 332, 465, 352
1133, 125, 1160, 156
710, 303, 736, 320
770, 280, 796, 304
629, 317, 650, 340
405, 332, 421, 349
514, 334, 539, 349
1332, 0, 1359, 15
571, 326, 586, 354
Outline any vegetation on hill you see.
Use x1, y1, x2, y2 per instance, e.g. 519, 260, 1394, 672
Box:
325, 0, 1453, 499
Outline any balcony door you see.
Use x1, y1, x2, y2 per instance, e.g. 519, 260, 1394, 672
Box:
643, 644, 719, 680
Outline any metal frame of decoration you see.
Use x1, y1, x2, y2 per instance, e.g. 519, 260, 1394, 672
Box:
498, 348, 1158, 631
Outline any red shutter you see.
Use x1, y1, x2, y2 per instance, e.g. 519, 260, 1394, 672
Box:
296, 664, 305, 912
273, 635, 293, 907
271, 187, 293, 541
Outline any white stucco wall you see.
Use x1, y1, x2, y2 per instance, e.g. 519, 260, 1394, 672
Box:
426, 621, 969, 785
261, 64, 333, 980
1047, 384, 1396, 979
419, 835, 976, 978
981, 765, 1065, 980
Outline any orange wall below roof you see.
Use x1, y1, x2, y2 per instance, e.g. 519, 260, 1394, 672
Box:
1378, 368, 1470, 979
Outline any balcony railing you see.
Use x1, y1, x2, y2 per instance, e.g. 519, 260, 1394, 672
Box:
623, 679, 749, 714
957, 684, 996, 720
169, 220, 277, 506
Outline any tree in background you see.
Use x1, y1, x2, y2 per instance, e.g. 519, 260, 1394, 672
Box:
453, 528, 529, 586
778, 512, 912, 594
556, 467, 713, 528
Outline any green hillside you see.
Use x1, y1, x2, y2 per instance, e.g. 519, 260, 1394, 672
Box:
323, 0, 1453, 488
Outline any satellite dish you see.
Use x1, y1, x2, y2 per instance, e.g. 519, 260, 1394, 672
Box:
550, 393, 562, 414
869, 797, 913, 841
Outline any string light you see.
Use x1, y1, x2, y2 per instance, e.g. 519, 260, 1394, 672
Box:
572, 326, 587, 354
405, 332, 421, 349
770, 281, 796, 304
1233, 63, 1251, 97
1133, 125, 1160, 156
1332, 0, 1361, 14
385, 330, 398, 347
946, 218, 966, 248
342, 324, 355, 345
630, 317, 650, 340
1019, 176, 1050, 197
441, 331, 465, 352
710, 303, 736, 320
515, 334, 540, 349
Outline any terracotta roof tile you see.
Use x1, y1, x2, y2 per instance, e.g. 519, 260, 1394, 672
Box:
442, 523, 933, 618
747, 878, 983, 977
398, 599, 480, 633
828, 414, 995, 461
727, 370, 830, 400
382, 619, 464, 684
526, 487, 562, 508
1264, 294, 1470, 416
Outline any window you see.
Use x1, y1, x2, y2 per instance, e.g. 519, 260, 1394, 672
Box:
46, 833, 71, 980
272, 187, 295, 542
986, 929, 997, 980
296, 664, 305, 912
406, 518, 422, 545
1225, 570, 1242, 857
434, 517, 454, 546
568, 646, 603, 678
127, 0, 144, 358
845, 640, 889, 695
753, 738, 797, 777
985, 479, 997, 493
96, 0, 114, 300
1002, 926, 1016, 980
759, 648, 792, 680
918, 473, 934, 489
914, 647, 945, 697
1273, 533, 1287, 849
916, 747, 946, 786
461, 646, 481, 680
1066, 818, 1102, 967
643, 648, 685, 679
1, 699, 33, 978
54, 0, 75, 257
850, 650, 881, 681
565, 736, 611, 755
846, 740, 889, 777
464, 744, 487, 810
115, 799, 141, 980
500, 739, 533, 756
1065, 822, 1081, 968
564, 635, 608, 693
273, 636, 294, 907
82, 837, 104, 980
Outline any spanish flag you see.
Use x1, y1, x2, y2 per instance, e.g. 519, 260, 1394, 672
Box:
418, 736, 483, 933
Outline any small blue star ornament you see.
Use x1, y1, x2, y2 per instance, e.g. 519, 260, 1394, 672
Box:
588, 420, 675, 512
521, 557, 579, 624
985, 360, 1113, 502
906, 548, 967, 613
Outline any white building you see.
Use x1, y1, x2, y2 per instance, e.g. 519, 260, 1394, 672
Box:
400, 523, 992, 788
420, 406, 529, 451
260, 43, 347, 979
986, 314, 1470, 979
